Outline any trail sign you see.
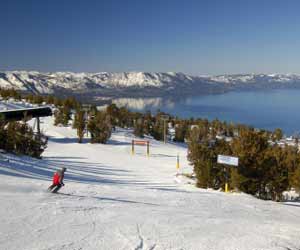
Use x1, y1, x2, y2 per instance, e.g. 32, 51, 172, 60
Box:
131, 140, 150, 157
217, 155, 239, 166
217, 155, 239, 193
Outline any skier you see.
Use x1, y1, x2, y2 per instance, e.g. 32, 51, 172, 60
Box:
48, 167, 67, 193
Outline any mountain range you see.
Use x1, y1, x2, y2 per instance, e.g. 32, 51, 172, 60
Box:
1, 71, 300, 102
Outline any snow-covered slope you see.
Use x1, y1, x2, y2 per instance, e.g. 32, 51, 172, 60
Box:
1, 71, 300, 99
0, 116, 300, 250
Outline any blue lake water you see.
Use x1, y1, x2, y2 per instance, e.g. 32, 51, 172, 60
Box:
113, 89, 300, 135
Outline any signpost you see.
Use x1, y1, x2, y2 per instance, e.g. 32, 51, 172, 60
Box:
217, 155, 239, 166
217, 155, 239, 193
176, 154, 180, 170
131, 140, 150, 157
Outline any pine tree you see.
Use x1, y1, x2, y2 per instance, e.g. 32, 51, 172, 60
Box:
231, 128, 269, 197
291, 166, 300, 193
118, 107, 131, 128
174, 120, 188, 142
151, 119, 164, 141
62, 105, 71, 126
54, 106, 71, 126
54, 108, 64, 126
133, 117, 144, 138
87, 111, 112, 144
74, 109, 86, 143
0, 114, 7, 150
188, 138, 213, 188
143, 111, 153, 135
106, 103, 119, 129
151, 112, 169, 141
63, 97, 79, 110
272, 128, 283, 141
2, 121, 47, 158
188, 125, 213, 188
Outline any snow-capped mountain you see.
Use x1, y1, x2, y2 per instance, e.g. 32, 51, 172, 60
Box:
0, 71, 202, 93
210, 73, 300, 85
1, 71, 300, 100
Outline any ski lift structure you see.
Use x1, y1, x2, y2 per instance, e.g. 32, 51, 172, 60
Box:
0, 106, 52, 136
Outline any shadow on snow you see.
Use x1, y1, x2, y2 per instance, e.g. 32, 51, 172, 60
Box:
0, 154, 159, 187
57, 193, 159, 206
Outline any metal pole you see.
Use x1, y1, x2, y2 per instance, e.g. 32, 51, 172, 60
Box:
37, 117, 40, 137
163, 120, 165, 143
131, 140, 134, 155
85, 111, 88, 137
225, 167, 229, 193
176, 154, 180, 169
147, 141, 149, 157
164, 120, 167, 144
161, 115, 169, 144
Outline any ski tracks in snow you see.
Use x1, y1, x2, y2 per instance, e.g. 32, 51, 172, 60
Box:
135, 223, 157, 250
116, 223, 157, 250
135, 223, 145, 250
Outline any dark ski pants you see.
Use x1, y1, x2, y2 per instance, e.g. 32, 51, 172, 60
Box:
48, 183, 62, 193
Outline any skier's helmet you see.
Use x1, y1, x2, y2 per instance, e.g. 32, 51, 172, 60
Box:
62, 167, 67, 172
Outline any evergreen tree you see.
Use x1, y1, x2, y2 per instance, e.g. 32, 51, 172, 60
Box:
0, 88, 21, 100
188, 128, 214, 188
152, 118, 164, 141
133, 117, 144, 138
151, 112, 169, 141
54, 106, 71, 126
118, 107, 131, 128
74, 109, 86, 143
0, 115, 7, 150
62, 105, 71, 125
143, 111, 153, 135
174, 120, 188, 142
231, 128, 269, 197
87, 111, 112, 144
45, 95, 55, 104
2, 121, 47, 158
63, 96, 79, 110
212, 139, 233, 190
264, 146, 289, 201
272, 128, 283, 141
54, 108, 64, 126
291, 166, 300, 193
106, 103, 119, 129
188, 126, 211, 188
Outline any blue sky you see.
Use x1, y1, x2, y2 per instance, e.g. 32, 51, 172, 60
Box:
1, 0, 299, 75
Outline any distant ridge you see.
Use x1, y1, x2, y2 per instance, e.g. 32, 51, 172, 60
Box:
1, 71, 300, 101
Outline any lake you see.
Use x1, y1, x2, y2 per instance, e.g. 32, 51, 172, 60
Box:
112, 89, 300, 135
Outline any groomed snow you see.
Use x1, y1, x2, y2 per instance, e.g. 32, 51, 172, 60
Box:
1, 117, 300, 250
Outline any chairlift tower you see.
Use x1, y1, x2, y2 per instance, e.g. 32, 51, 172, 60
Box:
161, 114, 169, 144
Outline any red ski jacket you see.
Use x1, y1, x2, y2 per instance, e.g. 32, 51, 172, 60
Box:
53, 172, 60, 185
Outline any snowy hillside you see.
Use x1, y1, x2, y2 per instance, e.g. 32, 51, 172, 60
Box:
1, 116, 300, 250
0, 71, 207, 95
1, 71, 300, 100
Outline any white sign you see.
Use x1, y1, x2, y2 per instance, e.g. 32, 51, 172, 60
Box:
217, 155, 239, 166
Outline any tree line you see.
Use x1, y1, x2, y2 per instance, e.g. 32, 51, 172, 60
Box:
188, 125, 300, 201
